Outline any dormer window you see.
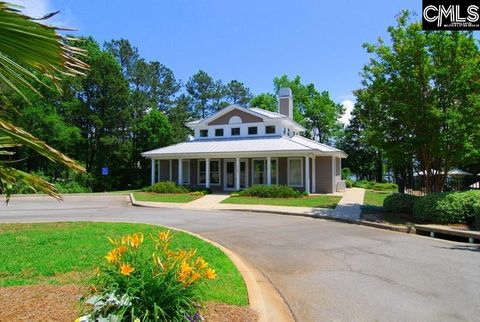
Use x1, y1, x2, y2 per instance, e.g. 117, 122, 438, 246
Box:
200, 129, 208, 137
215, 128, 224, 137
231, 128, 240, 136
266, 125, 275, 134
248, 126, 258, 135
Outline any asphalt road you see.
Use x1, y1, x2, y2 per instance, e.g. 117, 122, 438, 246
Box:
1, 195, 479, 322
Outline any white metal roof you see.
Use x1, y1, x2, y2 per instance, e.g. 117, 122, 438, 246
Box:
248, 107, 285, 118
142, 135, 347, 158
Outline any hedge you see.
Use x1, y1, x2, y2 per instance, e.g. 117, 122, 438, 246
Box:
143, 181, 189, 194
352, 180, 397, 191
238, 184, 304, 198
412, 190, 480, 224
383, 193, 418, 214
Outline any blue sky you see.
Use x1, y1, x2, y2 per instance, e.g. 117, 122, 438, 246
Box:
15, 0, 425, 120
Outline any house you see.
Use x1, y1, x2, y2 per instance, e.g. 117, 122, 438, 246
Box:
142, 88, 347, 193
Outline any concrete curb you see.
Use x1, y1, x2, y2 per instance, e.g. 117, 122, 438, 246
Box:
130, 193, 416, 236
130, 194, 295, 322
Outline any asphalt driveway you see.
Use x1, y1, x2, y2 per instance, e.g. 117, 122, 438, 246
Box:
1, 195, 479, 322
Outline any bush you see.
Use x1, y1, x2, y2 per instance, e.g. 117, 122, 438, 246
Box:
353, 180, 397, 191
345, 180, 353, 188
413, 190, 480, 224
383, 193, 418, 214
56, 181, 92, 193
143, 181, 189, 194
238, 184, 304, 198
81, 230, 216, 321
341, 168, 352, 180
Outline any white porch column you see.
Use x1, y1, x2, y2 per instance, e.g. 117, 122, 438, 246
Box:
235, 157, 241, 191
266, 156, 271, 185
169, 160, 172, 181
205, 158, 210, 188
305, 156, 310, 194
157, 160, 161, 183
150, 159, 155, 185
178, 159, 183, 185
311, 156, 316, 193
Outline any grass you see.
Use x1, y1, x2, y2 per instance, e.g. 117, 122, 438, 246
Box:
361, 191, 415, 226
221, 195, 341, 208
0, 222, 248, 306
133, 192, 202, 203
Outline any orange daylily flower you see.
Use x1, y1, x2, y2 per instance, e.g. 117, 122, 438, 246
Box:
105, 250, 118, 263
195, 257, 208, 269
180, 261, 193, 275
116, 245, 128, 254
120, 263, 135, 276
129, 233, 144, 248
158, 230, 171, 241
205, 268, 216, 280
190, 271, 202, 283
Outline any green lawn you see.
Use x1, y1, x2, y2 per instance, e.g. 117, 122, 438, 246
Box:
0, 222, 248, 306
363, 191, 393, 207
362, 191, 415, 226
133, 192, 202, 203
221, 195, 341, 208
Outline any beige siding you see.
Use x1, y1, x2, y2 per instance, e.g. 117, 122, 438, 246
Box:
315, 156, 334, 193
208, 109, 263, 125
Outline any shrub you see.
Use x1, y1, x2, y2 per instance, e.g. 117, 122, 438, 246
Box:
345, 180, 353, 188
81, 230, 216, 321
341, 168, 352, 180
238, 184, 303, 198
413, 190, 480, 224
144, 181, 189, 194
383, 193, 418, 214
353, 180, 397, 191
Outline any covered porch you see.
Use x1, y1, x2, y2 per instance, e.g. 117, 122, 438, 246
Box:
148, 154, 342, 194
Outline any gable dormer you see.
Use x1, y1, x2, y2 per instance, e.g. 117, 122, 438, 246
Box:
208, 108, 263, 125
186, 89, 306, 140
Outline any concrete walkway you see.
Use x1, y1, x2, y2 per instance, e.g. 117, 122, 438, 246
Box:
131, 188, 366, 220
330, 187, 365, 220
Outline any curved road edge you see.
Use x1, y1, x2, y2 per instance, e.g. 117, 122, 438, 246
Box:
162, 224, 295, 322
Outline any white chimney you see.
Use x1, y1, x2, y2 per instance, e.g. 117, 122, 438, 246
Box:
278, 87, 293, 119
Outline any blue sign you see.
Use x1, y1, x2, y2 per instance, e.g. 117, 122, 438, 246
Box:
102, 167, 109, 176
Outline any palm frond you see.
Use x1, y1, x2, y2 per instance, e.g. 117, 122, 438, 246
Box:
0, 163, 60, 203
0, 1, 89, 99
0, 118, 85, 172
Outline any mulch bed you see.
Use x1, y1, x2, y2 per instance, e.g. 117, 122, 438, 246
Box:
0, 284, 257, 322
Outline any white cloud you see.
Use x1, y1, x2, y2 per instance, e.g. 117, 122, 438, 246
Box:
8, 0, 51, 18
8, 0, 73, 27
339, 99, 354, 126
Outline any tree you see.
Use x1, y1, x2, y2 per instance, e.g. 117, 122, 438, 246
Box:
66, 37, 130, 190
168, 94, 192, 143
0, 2, 87, 201
225, 80, 252, 105
250, 93, 277, 112
273, 75, 343, 143
359, 11, 480, 192
186, 70, 219, 118
336, 106, 384, 181
303, 89, 344, 144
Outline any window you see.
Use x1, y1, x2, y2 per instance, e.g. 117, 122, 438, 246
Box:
200, 129, 208, 137
266, 125, 276, 134
215, 128, 224, 137
270, 159, 278, 184
231, 127, 240, 136
253, 159, 265, 185
248, 126, 258, 135
182, 160, 190, 185
288, 158, 303, 187
287, 129, 291, 136
198, 160, 220, 185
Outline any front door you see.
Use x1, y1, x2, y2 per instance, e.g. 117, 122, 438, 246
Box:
224, 159, 247, 191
